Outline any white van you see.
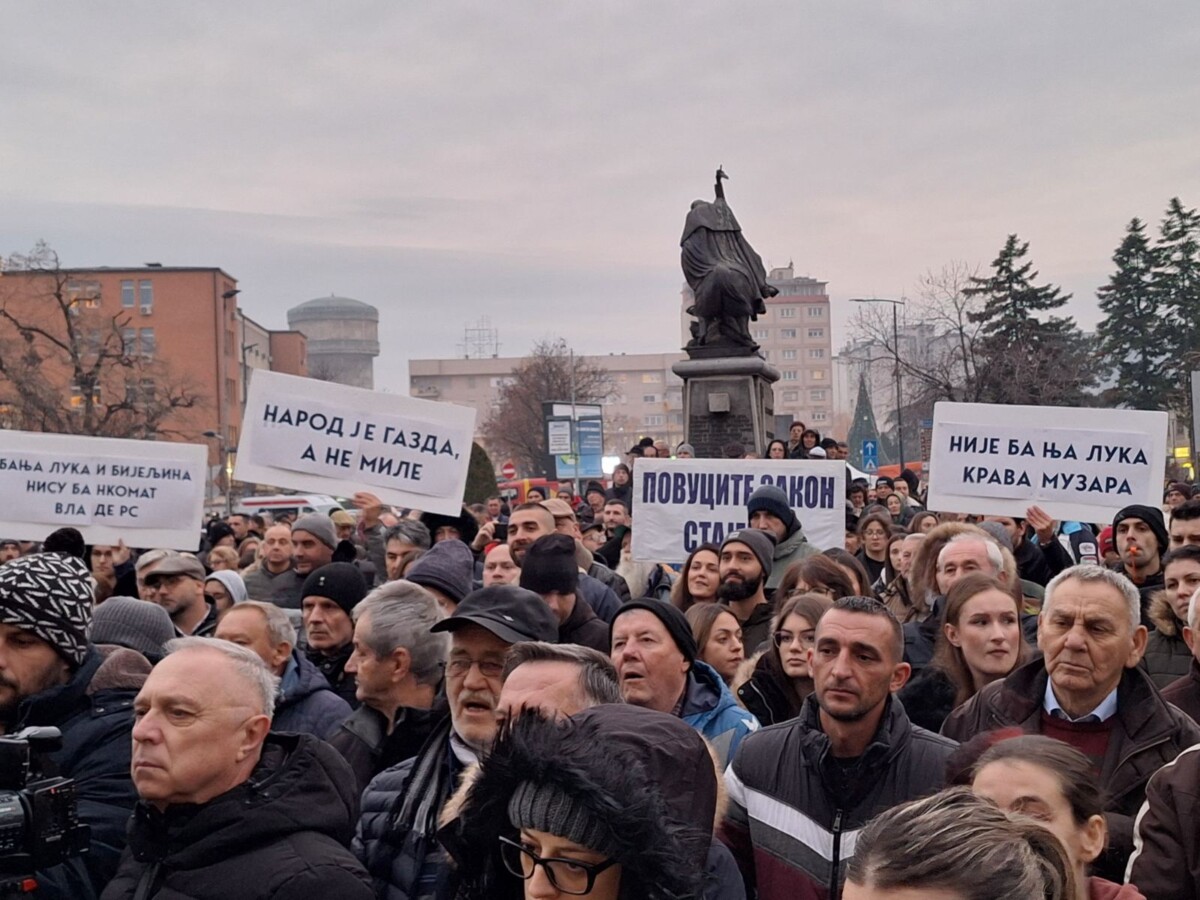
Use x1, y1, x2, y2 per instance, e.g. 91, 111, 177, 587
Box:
237, 494, 343, 521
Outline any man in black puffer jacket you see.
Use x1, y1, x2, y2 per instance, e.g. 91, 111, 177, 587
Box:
101, 638, 372, 900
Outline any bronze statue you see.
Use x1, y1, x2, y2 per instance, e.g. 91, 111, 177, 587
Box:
681, 167, 778, 357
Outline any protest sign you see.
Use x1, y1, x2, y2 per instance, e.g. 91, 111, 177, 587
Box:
0, 430, 207, 548
235, 371, 477, 516
631, 458, 846, 564
925, 402, 1169, 522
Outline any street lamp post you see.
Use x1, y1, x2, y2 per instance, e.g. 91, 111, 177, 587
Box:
202, 429, 233, 517
850, 297, 906, 466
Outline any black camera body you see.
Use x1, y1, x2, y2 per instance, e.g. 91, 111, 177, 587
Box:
0, 726, 90, 889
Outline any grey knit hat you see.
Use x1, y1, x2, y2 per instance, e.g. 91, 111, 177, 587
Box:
292, 513, 338, 550
89, 597, 177, 663
0, 553, 94, 666
508, 779, 618, 857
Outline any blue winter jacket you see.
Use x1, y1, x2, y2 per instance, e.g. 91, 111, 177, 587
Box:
273, 649, 352, 740
682, 660, 760, 768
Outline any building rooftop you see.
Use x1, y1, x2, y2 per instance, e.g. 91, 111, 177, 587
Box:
287, 294, 379, 323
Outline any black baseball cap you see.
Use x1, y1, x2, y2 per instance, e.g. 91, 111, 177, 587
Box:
430, 584, 558, 644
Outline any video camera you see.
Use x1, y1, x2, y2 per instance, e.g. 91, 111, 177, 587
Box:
0, 727, 90, 896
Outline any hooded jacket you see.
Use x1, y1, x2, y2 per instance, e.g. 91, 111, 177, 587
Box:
12, 644, 146, 900
683, 660, 760, 768
439, 705, 728, 900
1144, 591, 1193, 688
273, 648, 352, 740
767, 525, 819, 592
722, 695, 956, 900
100, 733, 372, 900
942, 657, 1200, 880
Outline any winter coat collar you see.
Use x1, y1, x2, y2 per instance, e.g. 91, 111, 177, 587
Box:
1148, 590, 1183, 638
16, 647, 102, 728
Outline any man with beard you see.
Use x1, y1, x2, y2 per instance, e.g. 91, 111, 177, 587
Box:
722, 596, 957, 900
354, 586, 558, 899
615, 525, 674, 603
718, 529, 776, 653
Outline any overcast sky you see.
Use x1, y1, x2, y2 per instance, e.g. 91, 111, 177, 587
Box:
3, 2, 1198, 391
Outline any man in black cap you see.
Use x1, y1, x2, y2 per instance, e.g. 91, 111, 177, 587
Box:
301, 562, 369, 706
519, 534, 609, 653
355, 585, 558, 900
610, 599, 758, 767
0, 553, 146, 898
1112, 503, 1169, 617
747, 483, 818, 593
142, 554, 217, 637
719, 529, 776, 653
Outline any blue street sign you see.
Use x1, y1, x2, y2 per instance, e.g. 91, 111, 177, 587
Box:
862, 439, 879, 474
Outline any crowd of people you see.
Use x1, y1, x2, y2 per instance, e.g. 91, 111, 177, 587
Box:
5, 426, 1200, 899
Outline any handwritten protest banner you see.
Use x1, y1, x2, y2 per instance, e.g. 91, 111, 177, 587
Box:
631, 458, 846, 564
235, 371, 477, 516
926, 402, 1168, 522
0, 431, 207, 548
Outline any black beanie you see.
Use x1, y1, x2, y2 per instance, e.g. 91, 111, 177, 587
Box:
611, 600, 697, 664
747, 484, 798, 537
519, 534, 579, 596
1113, 504, 1169, 559
301, 562, 368, 615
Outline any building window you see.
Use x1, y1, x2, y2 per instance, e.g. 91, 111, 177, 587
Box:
139, 328, 156, 358
779, 308, 796, 319
641, 372, 662, 383
782, 391, 799, 402
138, 280, 153, 314
810, 389, 827, 401
762, 350, 770, 360
466, 376, 476, 388
121, 327, 136, 355
780, 328, 796, 339
782, 370, 797, 381
66, 280, 101, 312
225, 378, 237, 405
644, 414, 665, 427
808, 328, 824, 339
642, 394, 659, 403
121, 280, 135, 308
807, 306, 824, 318
782, 349, 797, 360
808, 348, 825, 359
812, 411, 829, 423
812, 369, 825, 380
753, 328, 769, 340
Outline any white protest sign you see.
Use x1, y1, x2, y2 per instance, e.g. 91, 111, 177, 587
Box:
235, 371, 477, 516
0, 431, 207, 548
631, 458, 846, 564
925, 402, 1168, 522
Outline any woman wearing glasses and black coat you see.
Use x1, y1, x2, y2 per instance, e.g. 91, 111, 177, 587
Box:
438, 703, 745, 899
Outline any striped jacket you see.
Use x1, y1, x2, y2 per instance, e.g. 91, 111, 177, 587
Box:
721, 696, 956, 900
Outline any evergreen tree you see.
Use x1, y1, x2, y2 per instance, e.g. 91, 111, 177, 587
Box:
1154, 197, 1200, 417
847, 373, 882, 469
965, 234, 1095, 406
1095, 218, 1165, 410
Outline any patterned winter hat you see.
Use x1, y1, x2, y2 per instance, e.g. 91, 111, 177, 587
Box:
0, 552, 94, 666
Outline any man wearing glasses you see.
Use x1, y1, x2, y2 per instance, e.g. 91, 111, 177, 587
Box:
355, 584, 558, 900
141, 554, 216, 637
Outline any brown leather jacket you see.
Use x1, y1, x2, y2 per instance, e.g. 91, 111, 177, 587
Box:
1126, 743, 1200, 900
942, 658, 1200, 879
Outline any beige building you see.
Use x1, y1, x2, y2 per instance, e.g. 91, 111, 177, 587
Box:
679, 262, 833, 431
409, 352, 687, 456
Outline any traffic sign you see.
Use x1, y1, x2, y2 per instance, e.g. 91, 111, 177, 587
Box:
862, 439, 879, 474
500, 460, 517, 480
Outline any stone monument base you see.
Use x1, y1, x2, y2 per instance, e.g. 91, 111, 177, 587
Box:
672, 356, 780, 458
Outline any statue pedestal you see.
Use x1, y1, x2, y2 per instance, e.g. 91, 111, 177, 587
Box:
672, 356, 780, 458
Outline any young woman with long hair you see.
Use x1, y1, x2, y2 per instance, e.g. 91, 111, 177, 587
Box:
734, 593, 831, 726
669, 543, 720, 612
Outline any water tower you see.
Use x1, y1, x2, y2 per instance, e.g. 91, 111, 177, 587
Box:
287, 294, 380, 389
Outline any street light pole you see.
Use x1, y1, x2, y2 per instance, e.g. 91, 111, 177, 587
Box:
850, 297, 906, 466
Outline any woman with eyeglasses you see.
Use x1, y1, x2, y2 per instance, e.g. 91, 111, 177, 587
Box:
735, 593, 831, 727
855, 513, 893, 587
442, 704, 737, 899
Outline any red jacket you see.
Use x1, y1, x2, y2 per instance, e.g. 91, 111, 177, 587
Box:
1089, 876, 1145, 899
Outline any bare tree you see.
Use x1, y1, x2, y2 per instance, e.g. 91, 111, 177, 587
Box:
480, 338, 614, 476
0, 241, 203, 438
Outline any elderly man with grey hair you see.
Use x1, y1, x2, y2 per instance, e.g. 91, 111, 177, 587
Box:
327, 580, 449, 793
496, 640, 621, 727
102, 637, 372, 899
942, 563, 1200, 881
215, 600, 351, 740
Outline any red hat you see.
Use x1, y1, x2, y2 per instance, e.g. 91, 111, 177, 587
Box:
1098, 526, 1114, 557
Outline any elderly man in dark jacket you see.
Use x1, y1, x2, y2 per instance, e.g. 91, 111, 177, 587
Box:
0, 552, 145, 900
943, 564, 1200, 880
214, 600, 351, 739
101, 638, 372, 900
